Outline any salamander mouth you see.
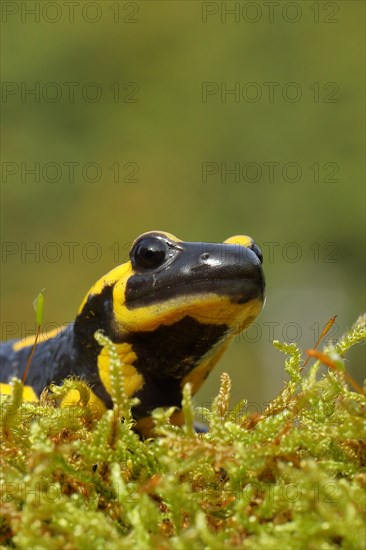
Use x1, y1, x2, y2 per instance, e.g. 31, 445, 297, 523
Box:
125, 273, 265, 309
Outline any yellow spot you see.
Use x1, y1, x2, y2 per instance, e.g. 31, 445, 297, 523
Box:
224, 234, 254, 247
0, 383, 12, 397
60, 388, 107, 418
23, 385, 39, 402
0, 383, 38, 402
97, 342, 144, 398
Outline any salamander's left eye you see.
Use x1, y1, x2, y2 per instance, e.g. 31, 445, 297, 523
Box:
130, 237, 169, 270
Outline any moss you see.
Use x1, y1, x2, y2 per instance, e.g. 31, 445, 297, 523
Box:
1, 316, 365, 549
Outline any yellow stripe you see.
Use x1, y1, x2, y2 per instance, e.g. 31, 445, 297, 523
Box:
78, 262, 133, 313
113, 280, 262, 333
12, 326, 64, 352
97, 342, 144, 397
0, 382, 38, 402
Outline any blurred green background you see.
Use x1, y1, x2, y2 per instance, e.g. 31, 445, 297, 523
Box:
1, 1, 364, 410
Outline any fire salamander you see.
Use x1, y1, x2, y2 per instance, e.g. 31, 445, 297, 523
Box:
0, 231, 265, 436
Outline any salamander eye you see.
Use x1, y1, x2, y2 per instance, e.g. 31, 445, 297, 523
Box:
130, 237, 169, 270
250, 243, 263, 264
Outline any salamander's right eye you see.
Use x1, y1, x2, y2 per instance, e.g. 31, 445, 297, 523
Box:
130, 236, 169, 271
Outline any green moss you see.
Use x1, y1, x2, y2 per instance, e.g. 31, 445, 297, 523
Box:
1, 316, 365, 549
